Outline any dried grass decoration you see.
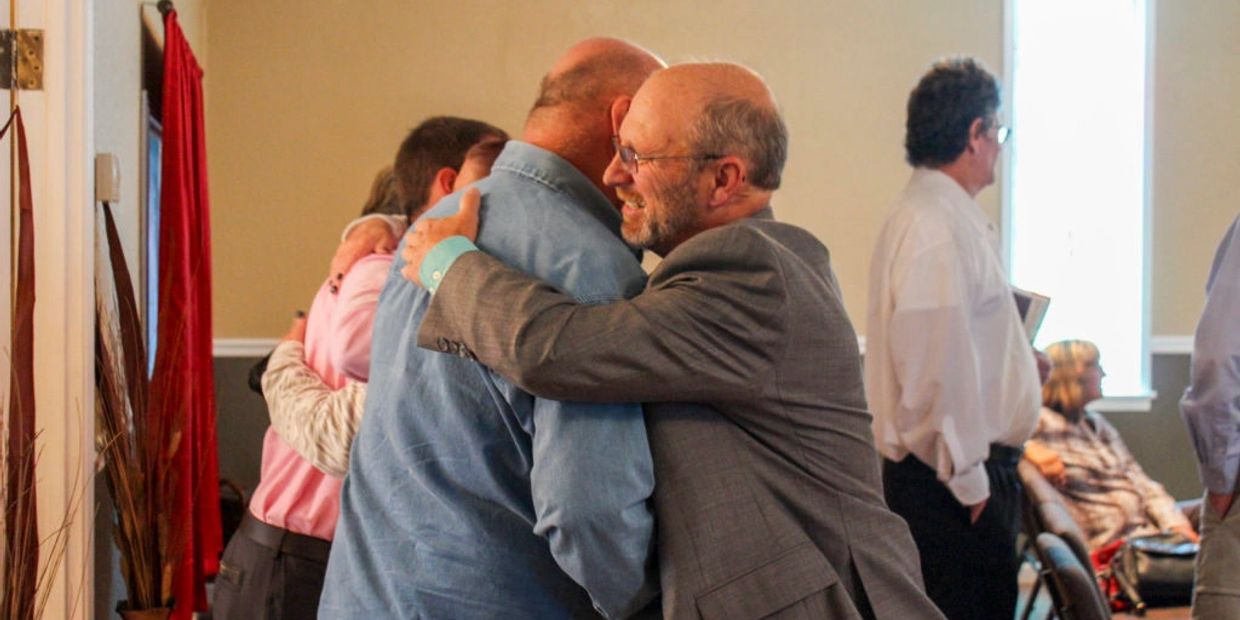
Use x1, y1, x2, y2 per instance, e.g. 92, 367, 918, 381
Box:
1, 107, 88, 620
95, 200, 183, 615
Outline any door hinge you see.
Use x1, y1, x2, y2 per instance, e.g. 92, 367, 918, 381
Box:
0, 29, 43, 91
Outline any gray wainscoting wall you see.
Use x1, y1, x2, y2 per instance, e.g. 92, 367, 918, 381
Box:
1105, 353, 1201, 500
212, 352, 1206, 508
215, 355, 272, 494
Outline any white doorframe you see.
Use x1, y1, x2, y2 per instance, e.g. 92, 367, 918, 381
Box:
18, 0, 95, 617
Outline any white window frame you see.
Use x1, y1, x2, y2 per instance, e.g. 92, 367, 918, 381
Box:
1001, 0, 1157, 411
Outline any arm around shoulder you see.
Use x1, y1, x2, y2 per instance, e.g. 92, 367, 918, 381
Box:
262, 341, 365, 477
417, 225, 785, 404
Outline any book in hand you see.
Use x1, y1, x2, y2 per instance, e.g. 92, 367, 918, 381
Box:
1012, 286, 1050, 342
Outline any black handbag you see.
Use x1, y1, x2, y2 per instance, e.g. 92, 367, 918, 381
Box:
1109, 532, 1197, 612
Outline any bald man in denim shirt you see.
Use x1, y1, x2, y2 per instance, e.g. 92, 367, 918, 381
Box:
318, 38, 664, 619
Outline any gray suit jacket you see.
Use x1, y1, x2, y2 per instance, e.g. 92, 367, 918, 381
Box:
417, 209, 943, 620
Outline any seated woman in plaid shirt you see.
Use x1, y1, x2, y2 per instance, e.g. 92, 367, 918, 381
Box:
1023, 339, 1199, 550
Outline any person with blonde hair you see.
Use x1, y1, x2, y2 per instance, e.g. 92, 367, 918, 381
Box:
1024, 339, 1198, 550
358, 165, 402, 217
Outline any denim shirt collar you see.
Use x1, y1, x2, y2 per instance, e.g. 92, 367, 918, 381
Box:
492, 140, 623, 237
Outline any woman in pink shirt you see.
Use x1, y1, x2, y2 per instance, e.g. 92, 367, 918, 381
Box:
213, 118, 507, 620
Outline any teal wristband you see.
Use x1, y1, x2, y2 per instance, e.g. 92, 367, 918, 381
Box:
421, 236, 479, 294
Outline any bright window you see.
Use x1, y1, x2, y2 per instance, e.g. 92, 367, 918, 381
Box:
1006, 0, 1152, 397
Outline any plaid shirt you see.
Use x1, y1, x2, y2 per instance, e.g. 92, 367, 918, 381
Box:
1033, 406, 1190, 550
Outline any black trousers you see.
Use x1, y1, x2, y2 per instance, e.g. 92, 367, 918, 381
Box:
212, 514, 330, 620
883, 449, 1022, 620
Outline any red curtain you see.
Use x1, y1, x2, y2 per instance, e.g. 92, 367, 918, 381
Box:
153, 11, 222, 617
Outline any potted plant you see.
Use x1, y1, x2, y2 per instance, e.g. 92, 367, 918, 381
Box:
95, 202, 182, 619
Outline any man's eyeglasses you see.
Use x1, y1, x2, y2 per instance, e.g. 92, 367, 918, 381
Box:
612, 136, 723, 174
994, 125, 1012, 146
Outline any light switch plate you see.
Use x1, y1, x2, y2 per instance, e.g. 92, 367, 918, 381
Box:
94, 153, 120, 203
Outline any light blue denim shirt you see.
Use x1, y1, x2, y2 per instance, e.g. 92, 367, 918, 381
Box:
1181, 214, 1240, 495
319, 141, 657, 619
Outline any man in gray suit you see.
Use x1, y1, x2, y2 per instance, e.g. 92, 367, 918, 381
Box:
401, 62, 943, 620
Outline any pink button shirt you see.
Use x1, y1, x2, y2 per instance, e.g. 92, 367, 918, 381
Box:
248, 254, 392, 540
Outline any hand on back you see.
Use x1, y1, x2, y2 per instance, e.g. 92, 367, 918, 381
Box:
329, 218, 399, 291
400, 187, 482, 287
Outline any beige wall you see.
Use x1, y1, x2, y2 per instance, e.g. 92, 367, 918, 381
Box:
205, 0, 1236, 338
1151, 0, 1240, 334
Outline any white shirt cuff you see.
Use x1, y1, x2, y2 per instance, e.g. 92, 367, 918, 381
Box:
946, 462, 990, 506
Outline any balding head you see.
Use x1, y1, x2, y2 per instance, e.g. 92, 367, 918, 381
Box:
604, 62, 786, 255
523, 37, 664, 206
638, 63, 788, 190
530, 37, 663, 118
